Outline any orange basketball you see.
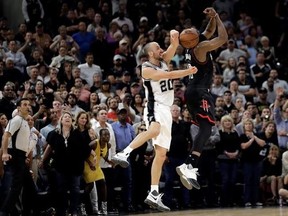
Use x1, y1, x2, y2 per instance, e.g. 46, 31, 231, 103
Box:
179, 28, 199, 49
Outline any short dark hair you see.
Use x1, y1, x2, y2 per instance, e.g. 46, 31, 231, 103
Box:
17, 98, 29, 106
99, 128, 109, 136
65, 93, 77, 102
86, 52, 94, 57
224, 90, 232, 95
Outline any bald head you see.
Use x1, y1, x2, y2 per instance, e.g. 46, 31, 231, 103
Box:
143, 42, 153, 55
143, 42, 162, 61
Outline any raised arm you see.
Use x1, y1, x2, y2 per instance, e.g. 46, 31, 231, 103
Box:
202, 8, 217, 39
162, 30, 179, 64
197, 8, 228, 54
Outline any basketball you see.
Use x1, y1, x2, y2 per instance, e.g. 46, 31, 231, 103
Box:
179, 28, 199, 49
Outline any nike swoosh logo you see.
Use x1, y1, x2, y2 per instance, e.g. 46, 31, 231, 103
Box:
151, 195, 158, 201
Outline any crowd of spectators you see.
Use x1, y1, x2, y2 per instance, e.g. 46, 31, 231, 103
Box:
0, 0, 288, 215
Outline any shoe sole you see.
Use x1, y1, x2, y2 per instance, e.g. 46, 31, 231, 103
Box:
176, 166, 183, 177
189, 178, 201, 190
107, 212, 119, 215
111, 157, 129, 168
180, 175, 193, 190
176, 167, 200, 190
176, 166, 192, 190
144, 198, 170, 211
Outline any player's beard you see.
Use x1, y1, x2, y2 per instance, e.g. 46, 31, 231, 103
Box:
155, 53, 163, 61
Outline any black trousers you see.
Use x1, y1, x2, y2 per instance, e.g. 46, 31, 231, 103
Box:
0, 149, 38, 216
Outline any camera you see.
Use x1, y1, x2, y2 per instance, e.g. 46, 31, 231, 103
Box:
280, 92, 288, 99
261, 115, 270, 121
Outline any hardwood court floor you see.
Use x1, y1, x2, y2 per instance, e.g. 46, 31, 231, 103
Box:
129, 207, 288, 216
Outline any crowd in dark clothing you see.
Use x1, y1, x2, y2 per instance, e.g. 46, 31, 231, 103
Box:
0, 0, 288, 215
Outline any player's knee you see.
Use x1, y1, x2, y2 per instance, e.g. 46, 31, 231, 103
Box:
150, 129, 160, 138
203, 128, 212, 137
155, 149, 167, 161
279, 188, 288, 198
147, 125, 160, 138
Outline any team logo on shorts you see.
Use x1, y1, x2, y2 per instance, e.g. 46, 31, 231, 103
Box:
200, 99, 210, 112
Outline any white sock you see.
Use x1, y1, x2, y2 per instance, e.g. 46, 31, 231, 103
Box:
123, 146, 133, 155
150, 185, 159, 193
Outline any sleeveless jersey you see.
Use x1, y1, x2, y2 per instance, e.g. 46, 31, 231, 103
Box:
141, 61, 174, 107
186, 34, 214, 89
83, 139, 108, 183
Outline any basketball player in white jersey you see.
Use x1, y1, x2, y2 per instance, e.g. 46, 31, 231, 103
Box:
112, 29, 198, 211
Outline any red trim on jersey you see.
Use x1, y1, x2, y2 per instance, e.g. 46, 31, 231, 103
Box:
191, 119, 199, 126
196, 113, 215, 124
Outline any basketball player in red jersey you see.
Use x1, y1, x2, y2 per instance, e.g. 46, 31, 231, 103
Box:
176, 7, 228, 190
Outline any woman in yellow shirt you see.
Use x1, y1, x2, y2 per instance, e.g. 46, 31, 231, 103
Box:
83, 128, 110, 215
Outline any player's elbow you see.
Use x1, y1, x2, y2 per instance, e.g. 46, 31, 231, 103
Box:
219, 36, 228, 45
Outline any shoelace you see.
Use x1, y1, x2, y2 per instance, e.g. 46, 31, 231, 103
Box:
191, 168, 199, 176
157, 193, 167, 205
151, 192, 164, 201
158, 193, 164, 199
187, 164, 199, 175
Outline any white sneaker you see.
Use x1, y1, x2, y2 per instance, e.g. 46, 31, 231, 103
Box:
176, 163, 200, 190
144, 190, 170, 211
111, 152, 129, 168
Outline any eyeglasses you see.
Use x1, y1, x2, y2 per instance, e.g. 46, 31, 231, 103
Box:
139, 128, 146, 131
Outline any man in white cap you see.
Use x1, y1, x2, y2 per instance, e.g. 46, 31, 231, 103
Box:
117, 38, 137, 75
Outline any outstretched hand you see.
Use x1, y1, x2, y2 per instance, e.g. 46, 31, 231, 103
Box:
188, 65, 198, 74
203, 7, 217, 18
170, 30, 179, 46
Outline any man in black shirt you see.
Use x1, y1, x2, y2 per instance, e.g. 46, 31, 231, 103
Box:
163, 104, 192, 209
0, 83, 17, 120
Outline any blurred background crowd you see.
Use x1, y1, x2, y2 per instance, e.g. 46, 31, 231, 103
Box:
0, 0, 288, 215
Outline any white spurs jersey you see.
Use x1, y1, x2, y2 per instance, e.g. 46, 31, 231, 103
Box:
141, 61, 174, 106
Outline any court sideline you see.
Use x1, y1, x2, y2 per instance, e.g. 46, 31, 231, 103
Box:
129, 207, 288, 216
